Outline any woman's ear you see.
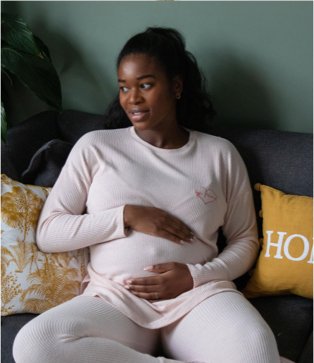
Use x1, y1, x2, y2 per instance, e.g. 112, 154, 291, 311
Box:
172, 76, 183, 99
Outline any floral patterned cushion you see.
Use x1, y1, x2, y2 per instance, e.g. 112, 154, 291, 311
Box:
1, 174, 89, 316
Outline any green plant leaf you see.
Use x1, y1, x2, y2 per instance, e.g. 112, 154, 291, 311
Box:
1, 101, 7, 142
1, 67, 13, 86
1, 13, 42, 57
2, 47, 62, 109
33, 35, 51, 61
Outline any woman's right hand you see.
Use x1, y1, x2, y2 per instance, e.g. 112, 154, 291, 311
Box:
123, 205, 194, 244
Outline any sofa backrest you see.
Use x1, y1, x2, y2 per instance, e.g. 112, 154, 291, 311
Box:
1, 110, 108, 185
217, 127, 313, 198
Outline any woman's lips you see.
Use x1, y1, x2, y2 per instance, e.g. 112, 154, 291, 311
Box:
128, 110, 149, 122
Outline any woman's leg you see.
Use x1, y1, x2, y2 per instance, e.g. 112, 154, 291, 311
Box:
161, 292, 280, 363
13, 295, 179, 363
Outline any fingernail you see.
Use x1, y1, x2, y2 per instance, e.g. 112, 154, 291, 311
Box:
144, 266, 153, 271
180, 240, 188, 245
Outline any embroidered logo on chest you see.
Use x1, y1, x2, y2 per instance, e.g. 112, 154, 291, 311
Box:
195, 187, 217, 204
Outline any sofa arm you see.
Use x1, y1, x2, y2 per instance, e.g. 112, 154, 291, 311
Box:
2, 111, 59, 179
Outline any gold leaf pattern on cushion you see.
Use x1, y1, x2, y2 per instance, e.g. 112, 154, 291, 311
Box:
2, 186, 48, 240
21, 254, 83, 314
2, 239, 35, 273
1, 268, 23, 316
1, 174, 89, 316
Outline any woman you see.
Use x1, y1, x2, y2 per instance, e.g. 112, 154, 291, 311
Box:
13, 27, 281, 363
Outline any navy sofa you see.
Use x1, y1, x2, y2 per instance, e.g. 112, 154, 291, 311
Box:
1, 110, 313, 363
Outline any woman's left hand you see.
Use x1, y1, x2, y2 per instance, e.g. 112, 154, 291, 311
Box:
124, 262, 193, 301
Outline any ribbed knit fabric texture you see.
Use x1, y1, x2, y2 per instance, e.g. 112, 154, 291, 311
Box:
36, 127, 259, 328
13, 294, 282, 362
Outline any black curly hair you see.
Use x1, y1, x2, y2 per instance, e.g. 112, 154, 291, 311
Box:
104, 27, 215, 132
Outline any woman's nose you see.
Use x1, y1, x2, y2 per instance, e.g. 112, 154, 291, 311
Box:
128, 89, 143, 104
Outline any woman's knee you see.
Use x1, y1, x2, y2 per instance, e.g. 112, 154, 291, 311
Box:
13, 312, 85, 363
13, 316, 58, 363
243, 319, 279, 355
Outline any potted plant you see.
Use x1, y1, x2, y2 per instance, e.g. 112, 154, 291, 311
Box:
1, 13, 62, 141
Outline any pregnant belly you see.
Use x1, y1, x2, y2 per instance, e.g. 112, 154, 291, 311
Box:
89, 233, 215, 285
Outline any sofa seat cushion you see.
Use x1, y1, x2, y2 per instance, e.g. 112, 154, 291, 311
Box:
298, 332, 313, 363
1, 314, 37, 363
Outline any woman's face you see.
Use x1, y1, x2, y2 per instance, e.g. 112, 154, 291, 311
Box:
118, 53, 182, 132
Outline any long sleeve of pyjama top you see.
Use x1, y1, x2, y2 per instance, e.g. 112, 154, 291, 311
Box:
36, 127, 259, 328
186, 139, 259, 287
36, 132, 128, 252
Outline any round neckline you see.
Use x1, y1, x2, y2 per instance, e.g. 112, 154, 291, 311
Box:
129, 126, 195, 153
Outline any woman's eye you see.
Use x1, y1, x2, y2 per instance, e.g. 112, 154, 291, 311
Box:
120, 86, 129, 93
141, 83, 152, 90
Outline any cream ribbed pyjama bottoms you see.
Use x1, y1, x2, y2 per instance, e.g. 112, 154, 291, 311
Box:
13, 292, 282, 363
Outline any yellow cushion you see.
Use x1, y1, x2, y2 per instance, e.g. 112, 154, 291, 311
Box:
1, 174, 89, 316
244, 183, 313, 299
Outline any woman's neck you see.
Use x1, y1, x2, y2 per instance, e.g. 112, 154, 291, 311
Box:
134, 125, 189, 149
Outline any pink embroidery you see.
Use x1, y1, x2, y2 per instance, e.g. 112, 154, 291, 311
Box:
195, 187, 216, 204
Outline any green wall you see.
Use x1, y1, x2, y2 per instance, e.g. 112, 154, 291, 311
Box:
3, 1, 313, 133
